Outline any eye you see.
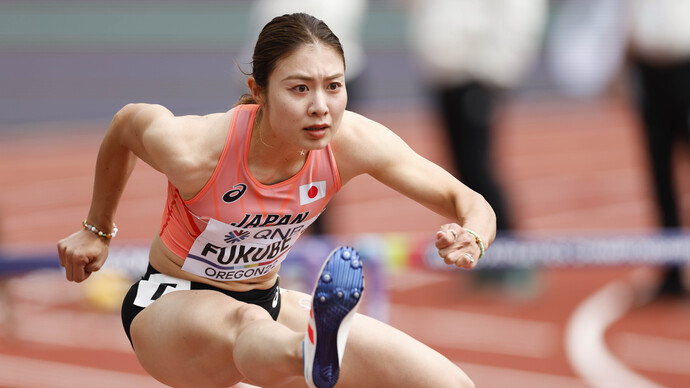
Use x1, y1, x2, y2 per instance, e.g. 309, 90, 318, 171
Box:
293, 85, 308, 93
327, 82, 342, 91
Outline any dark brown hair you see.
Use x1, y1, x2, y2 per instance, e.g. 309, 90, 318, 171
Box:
236, 12, 345, 105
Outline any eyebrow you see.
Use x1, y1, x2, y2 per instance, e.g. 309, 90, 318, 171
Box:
282, 73, 345, 82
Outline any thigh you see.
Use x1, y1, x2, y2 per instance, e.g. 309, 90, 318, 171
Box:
278, 290, 473, 388
131, 289, 270, 388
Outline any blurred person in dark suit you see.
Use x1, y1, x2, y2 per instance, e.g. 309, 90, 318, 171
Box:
408, 0, 548, 296
408, 0, 547, 232
628, 0, 690, 297
548, 0, 690, 297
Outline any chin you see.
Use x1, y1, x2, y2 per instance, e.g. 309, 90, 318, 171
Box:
306, 138, 331, 151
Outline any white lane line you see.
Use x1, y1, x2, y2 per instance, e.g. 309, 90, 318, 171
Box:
0, 354, 166, 388
458, 361, 591, 388
612, 333, 690, 376
565, 279, 664, 388
391, 304, 558, 358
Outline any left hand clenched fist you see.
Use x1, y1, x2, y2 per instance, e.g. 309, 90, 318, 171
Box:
435, 223, 480, 269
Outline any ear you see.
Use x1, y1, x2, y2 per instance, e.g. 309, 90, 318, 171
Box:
247, 77, 265, 106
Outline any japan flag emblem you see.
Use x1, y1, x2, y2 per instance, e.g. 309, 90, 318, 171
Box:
299, 181, 326, 205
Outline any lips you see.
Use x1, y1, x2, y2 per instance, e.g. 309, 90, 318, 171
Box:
303, 124, 329, 140
304, 124, 329, 131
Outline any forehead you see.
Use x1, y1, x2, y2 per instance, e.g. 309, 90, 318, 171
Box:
272, 43, 345, 79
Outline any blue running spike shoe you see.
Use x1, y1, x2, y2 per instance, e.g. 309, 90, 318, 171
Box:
303, 246, 365, 388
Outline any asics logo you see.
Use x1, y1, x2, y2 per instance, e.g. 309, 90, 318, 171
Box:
272, 289, 279, 308
222, 183, 247, 203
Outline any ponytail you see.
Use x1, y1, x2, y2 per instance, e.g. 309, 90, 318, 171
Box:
235, 93, 256, 106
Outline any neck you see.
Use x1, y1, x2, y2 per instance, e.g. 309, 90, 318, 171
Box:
249, 108, 308, 184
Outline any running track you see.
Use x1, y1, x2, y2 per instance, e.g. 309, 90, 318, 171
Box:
1, 97, 689, 387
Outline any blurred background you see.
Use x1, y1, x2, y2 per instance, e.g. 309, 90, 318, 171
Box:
1, 0, 689, 387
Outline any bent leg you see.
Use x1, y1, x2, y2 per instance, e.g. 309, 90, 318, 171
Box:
279, 290, 474, 388
130, 289, 303, 388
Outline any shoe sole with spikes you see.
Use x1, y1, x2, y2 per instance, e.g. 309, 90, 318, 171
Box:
303, 246, 365, 388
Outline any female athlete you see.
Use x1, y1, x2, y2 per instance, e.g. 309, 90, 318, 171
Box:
57, 12, 495, 388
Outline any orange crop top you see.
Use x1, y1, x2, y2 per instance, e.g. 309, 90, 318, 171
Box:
158, 104, 341, 281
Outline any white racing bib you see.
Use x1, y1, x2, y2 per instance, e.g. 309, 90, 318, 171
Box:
182, 217, 315, 281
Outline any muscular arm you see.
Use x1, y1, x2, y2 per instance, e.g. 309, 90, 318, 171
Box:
58, 103, 180, 282
334, 111, 496, 267
88, 103, 180, 228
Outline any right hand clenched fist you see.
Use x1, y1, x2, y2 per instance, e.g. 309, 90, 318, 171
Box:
57, 229, 110, 282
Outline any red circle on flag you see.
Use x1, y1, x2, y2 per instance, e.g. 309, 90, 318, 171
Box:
308, 186, 318, 198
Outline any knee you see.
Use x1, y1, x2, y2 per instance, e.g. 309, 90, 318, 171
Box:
231, 303, 272, 332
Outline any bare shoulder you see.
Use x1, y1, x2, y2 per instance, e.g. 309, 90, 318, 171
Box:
162, 109, 234, 195
117, 103, 229, 142
117, 103, 234, 195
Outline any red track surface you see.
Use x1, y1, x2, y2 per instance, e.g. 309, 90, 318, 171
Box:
1, 97, 689, 387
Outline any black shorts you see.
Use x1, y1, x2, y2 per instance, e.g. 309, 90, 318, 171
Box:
121, 264, 281, 346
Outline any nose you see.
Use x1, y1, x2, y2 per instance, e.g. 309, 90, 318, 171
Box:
308, 91, 328, 117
